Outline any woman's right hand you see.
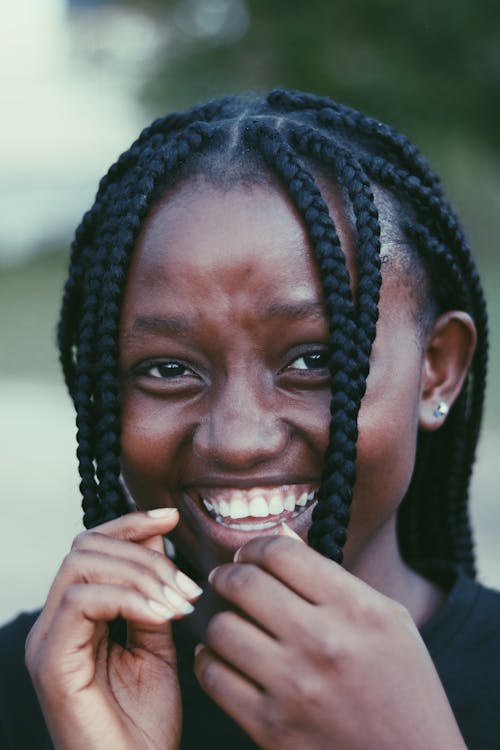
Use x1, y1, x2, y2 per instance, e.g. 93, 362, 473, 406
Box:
25, 509, 202, 750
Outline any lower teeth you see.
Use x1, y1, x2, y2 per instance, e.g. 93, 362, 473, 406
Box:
204, 495, 316, 529
216, 518, 283, 530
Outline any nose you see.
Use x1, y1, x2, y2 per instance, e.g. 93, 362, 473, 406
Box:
192, 375, 289, 470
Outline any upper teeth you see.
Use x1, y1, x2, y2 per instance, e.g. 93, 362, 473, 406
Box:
200, 485, 317, 521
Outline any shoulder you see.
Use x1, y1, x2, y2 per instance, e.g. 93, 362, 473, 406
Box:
0, 609, 40, 650
0, 611, 53, 749
420, 568, 500, 750
422, 570, 500, 660
0, 609, 40, 682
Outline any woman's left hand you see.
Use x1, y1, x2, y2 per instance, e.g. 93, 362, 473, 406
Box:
194, 536, 466, 750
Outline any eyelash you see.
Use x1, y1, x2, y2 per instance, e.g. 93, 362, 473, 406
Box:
136, 360, 198, 380
287, 350, 328, 372
133, 348, 329, 385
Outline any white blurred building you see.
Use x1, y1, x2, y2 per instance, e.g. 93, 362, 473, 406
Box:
0, 0, 164, 262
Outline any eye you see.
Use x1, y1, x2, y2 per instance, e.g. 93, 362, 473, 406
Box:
288, 350, 328, 371
135, 360, 198, 380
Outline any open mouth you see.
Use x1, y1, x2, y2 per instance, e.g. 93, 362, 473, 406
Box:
196, 484, 318, 531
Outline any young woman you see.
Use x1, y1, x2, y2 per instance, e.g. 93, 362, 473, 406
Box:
1, 90, 499, 749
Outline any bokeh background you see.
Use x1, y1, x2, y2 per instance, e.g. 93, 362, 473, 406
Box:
1, 0, 499, 621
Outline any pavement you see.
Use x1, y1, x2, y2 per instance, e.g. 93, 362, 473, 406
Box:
1, 377, 499, 623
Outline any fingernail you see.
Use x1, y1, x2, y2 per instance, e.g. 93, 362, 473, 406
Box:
233, 546, 242, 562
208, 567, 219, 584
279, 522, 303, 540
163, 586, 194, 615
147, 507, 178, 518
194, 643, 203, 657
175, 571, 203, 599
147, 599, 174, 619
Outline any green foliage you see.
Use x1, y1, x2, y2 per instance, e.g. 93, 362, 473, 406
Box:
128, 0, 500, 155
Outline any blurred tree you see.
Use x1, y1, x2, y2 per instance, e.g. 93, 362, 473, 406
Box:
122, 0, 500, 155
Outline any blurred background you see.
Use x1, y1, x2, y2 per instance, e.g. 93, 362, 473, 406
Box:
1, 0, 499, 620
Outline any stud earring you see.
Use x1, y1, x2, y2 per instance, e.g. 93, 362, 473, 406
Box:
433, 401, 449, 418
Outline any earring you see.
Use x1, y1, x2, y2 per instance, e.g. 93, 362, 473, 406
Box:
433, 401, 449, 418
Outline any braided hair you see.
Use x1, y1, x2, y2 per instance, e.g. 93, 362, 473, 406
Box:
58, 90, 488, 577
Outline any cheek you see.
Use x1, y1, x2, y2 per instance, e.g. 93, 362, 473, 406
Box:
352, 392, 420, 529
119, 395, 187, 509
284, 389, 332, 464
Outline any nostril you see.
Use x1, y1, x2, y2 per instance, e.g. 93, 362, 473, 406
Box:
192, 413, 289, 468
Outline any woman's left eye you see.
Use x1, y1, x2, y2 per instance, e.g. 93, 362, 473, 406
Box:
288, 351, 328, 371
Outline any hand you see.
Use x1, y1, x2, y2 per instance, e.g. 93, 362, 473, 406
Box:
26, 510, 203, 750
195, 536, 466, 750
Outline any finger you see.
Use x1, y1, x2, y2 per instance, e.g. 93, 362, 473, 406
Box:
194, 645, 265, 744
72, 526, 203, 600
35, 535, 201, 643
232, 535, 365, 606
205, 610, 283, 690
126, 567, 179, 663
209, 562, 312, 640
48, 548, 193, 621
87, 508, 181, 542
27, 583, 175, 688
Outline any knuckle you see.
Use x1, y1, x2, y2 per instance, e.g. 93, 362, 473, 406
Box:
292, 673, 322, 706
257, 536, 291, 569
355, 594, 409, 634
60, 583, 82, 610
309, 626, 343, 664
387, 598, 415, 633
220, 563, 259, 597
59, 550, 81, 577
70, 529, 102, 551
197, 654, 222, 694
390, 598, 411, 623
205, 610, 236, 648
24, 629, 38, 672
25, 623, 47, 679
70, 530, 87, 551
258, 701, 294, 745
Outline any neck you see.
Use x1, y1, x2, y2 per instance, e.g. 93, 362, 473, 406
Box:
343, 514, 445, 627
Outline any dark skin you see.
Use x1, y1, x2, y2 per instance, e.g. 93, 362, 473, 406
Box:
26, 177, 476, 749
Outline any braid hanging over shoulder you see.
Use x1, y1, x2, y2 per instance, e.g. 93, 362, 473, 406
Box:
59, 89, 487, 576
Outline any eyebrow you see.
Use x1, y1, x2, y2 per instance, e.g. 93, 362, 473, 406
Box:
127, 301, 325, 341
259, 301, 326, 321
127, 315, 195, 339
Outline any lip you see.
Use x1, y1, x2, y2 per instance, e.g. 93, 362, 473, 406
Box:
167, 484, 319, 575
182, 475, 321, 490
176, 481, 317, 550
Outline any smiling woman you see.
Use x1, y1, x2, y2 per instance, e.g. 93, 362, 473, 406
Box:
0, 90, 499, 750
119, 182, 331, 572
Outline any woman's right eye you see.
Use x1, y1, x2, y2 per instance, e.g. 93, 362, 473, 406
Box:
135, 360, 198, 381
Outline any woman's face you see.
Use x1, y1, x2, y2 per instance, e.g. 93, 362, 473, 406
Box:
119, 177, 425, 578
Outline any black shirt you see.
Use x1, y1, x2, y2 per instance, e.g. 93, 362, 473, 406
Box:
1, 568, 500, 749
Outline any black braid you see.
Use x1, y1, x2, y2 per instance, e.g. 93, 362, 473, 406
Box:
246, 122, 363, 562
287, 125, 382, 394
358, 157, 487, 574
267, 89, 442, 191
60, 114, 222, 527
59, 90, 488, 577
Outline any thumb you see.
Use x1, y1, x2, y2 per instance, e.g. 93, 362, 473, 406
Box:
277, 521, 305, 541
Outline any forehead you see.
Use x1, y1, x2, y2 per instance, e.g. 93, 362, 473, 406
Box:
127, 177, 357, 302
121, 175, 420, 345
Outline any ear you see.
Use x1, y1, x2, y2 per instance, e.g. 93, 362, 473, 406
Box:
419, 311, 477, 431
